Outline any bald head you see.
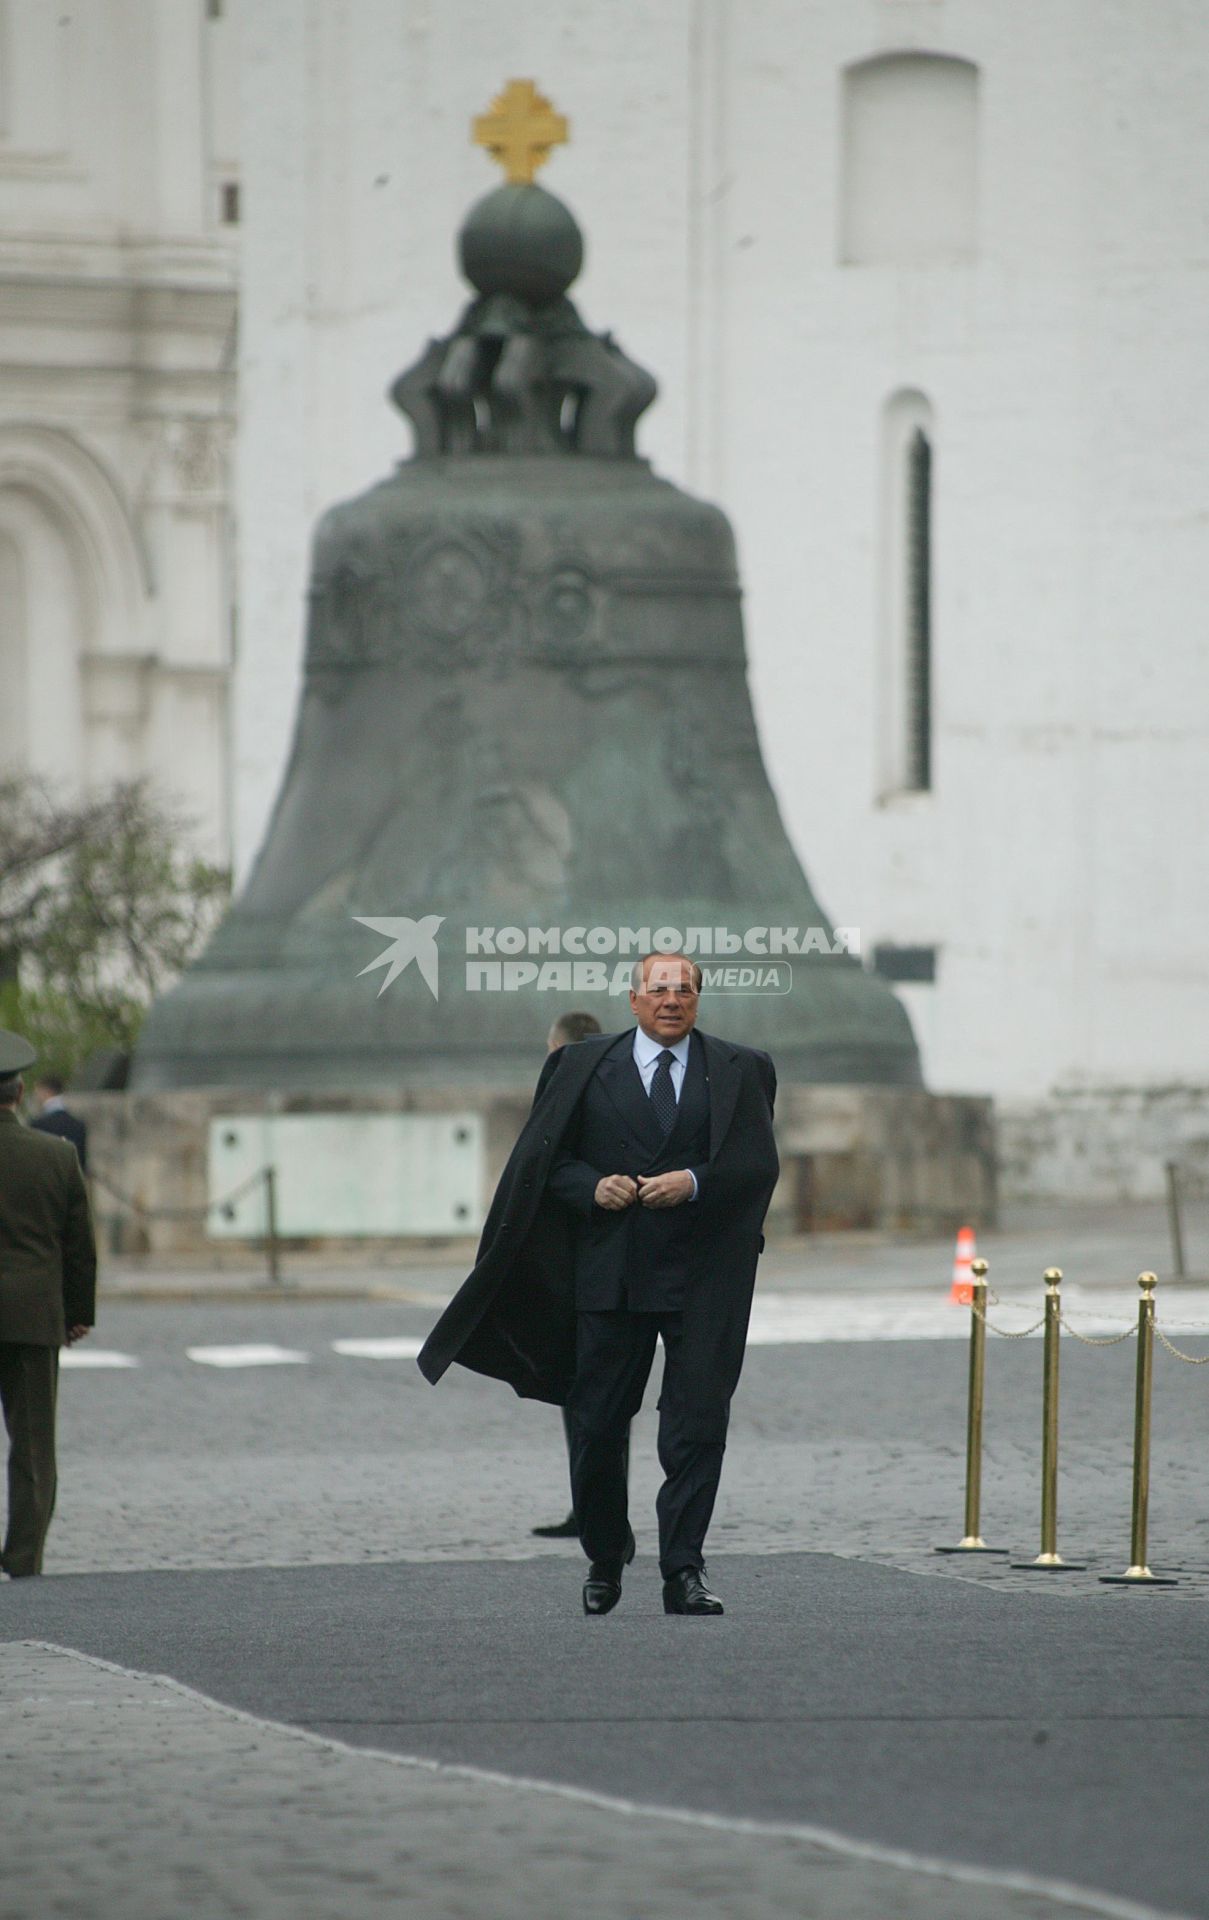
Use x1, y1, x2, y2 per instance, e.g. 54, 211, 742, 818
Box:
547, 1010, 603, 1052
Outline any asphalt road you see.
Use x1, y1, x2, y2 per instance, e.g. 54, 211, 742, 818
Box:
3, 1299, 1208, 1919
3, 1549, 1208, 1910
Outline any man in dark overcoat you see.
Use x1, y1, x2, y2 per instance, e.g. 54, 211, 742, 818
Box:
0, 1031, 97, 1577
30, 1074, 88, 1171
419, 952, 778, 1616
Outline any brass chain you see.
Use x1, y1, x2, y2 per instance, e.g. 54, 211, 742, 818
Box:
1058, 1313, 1136, 1347
1155, 1326, 1209, 1366
970, 1302, 1046, 1339
972, 1285, 1209, 1363
975, 1291, 1136, 1344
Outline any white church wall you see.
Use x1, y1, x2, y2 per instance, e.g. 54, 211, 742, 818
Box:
0, 1, 238, 861
710, 1, 1209, 1155
234, 0, 1209, 1194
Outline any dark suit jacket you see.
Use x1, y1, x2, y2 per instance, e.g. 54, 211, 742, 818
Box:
548, 1029, 711, 1311
418, 1027, 778, 1439
31, 1105, 88, 1171
0, 1109, 97, 1345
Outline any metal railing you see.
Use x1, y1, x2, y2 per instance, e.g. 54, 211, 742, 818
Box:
936, 1257, 1208, 1585
89, 1162, 284, 1288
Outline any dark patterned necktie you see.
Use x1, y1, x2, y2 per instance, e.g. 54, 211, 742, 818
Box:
650, 1048, 678, 1134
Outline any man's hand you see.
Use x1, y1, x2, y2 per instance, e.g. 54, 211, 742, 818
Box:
637, 1171, 694, 1209
594, 1174, 638, 1211
66, 1325, 90, 1346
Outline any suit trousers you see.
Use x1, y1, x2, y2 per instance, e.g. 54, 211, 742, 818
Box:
0, 1343, 59, 1577
560, 1404, 629, 1519
567, 1310, 727, 1581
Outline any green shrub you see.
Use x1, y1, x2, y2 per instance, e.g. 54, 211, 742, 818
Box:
0, 776, 229, 1083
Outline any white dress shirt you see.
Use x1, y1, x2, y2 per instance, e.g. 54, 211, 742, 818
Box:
631, 1027, 698, 1198
632, 1025, 691, 1099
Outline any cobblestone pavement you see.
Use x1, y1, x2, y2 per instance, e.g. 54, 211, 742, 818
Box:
39, 1301, 1209, 1596
4, 1548, 1206, 1920
1, 1639, 1167, 1920
4, 1278, 1208, 1920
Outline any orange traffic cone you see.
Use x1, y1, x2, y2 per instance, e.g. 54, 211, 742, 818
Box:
949, 1226, 977, 1304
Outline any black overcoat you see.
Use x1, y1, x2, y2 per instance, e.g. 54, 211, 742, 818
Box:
30, 1106, 88, 1171
417, 1028, 778, 1438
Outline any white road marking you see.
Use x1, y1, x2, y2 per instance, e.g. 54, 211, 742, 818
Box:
186, 1344, 310, 1368
331, 1337, 424, 1359
746, 1287, 1209, 1345
28, 1640, 1175, 1920
60, 1349, 140, 1369
53, 1291, 1209, 1379
748, 1296, 954, 1344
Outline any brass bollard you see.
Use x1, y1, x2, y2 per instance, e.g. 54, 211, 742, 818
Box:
263, 1164, 283, 1288
1101, 1275, 1178, 1587
936, 1259, 1008, 1555
1013, 1268, 1085, 1571
1165, 1164, 1187, 1279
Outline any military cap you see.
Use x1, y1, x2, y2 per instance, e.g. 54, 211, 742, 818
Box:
0, 1029, 36, 1075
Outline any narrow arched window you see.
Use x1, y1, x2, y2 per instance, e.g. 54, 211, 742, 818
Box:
879, 392, 934, 797
904, 426, 932, 790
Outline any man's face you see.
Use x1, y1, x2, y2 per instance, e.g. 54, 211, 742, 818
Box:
630, 957, 700, 1044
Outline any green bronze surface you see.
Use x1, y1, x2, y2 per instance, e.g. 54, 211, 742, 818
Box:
133, 186, 921, 1091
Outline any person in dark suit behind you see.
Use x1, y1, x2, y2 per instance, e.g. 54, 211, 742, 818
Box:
420, 951, 779, 1617
30, 1074, 88, 1172
0, 1032, 96, 1578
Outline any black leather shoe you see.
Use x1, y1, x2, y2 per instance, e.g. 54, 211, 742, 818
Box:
532, 1512, 579, 1538
582, 1530, 636, 1615
662, 1567, 724, 1615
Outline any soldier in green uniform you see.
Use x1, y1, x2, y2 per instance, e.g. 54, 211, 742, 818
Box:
0, 1030, 96, 1578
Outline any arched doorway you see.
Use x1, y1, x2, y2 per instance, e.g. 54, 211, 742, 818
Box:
0, 425, 151, 793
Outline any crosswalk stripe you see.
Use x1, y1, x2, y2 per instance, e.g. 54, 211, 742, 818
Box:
331, 1337, 424, 1359
60, 1349, 140, 1369
186, 1345, 310, 1368
55, 1290, 1209, 1375
748, 1297, 962, 1344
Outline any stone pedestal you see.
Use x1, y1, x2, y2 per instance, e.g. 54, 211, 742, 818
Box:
72, 1083, 995, 1261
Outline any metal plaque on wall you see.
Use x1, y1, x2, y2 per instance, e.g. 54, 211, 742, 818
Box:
207, 1114, 484, 1238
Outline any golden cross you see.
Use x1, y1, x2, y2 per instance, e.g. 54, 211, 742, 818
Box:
472, 80, 569, 186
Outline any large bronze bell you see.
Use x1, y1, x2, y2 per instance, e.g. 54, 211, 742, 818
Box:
133, 168, 920, 1092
